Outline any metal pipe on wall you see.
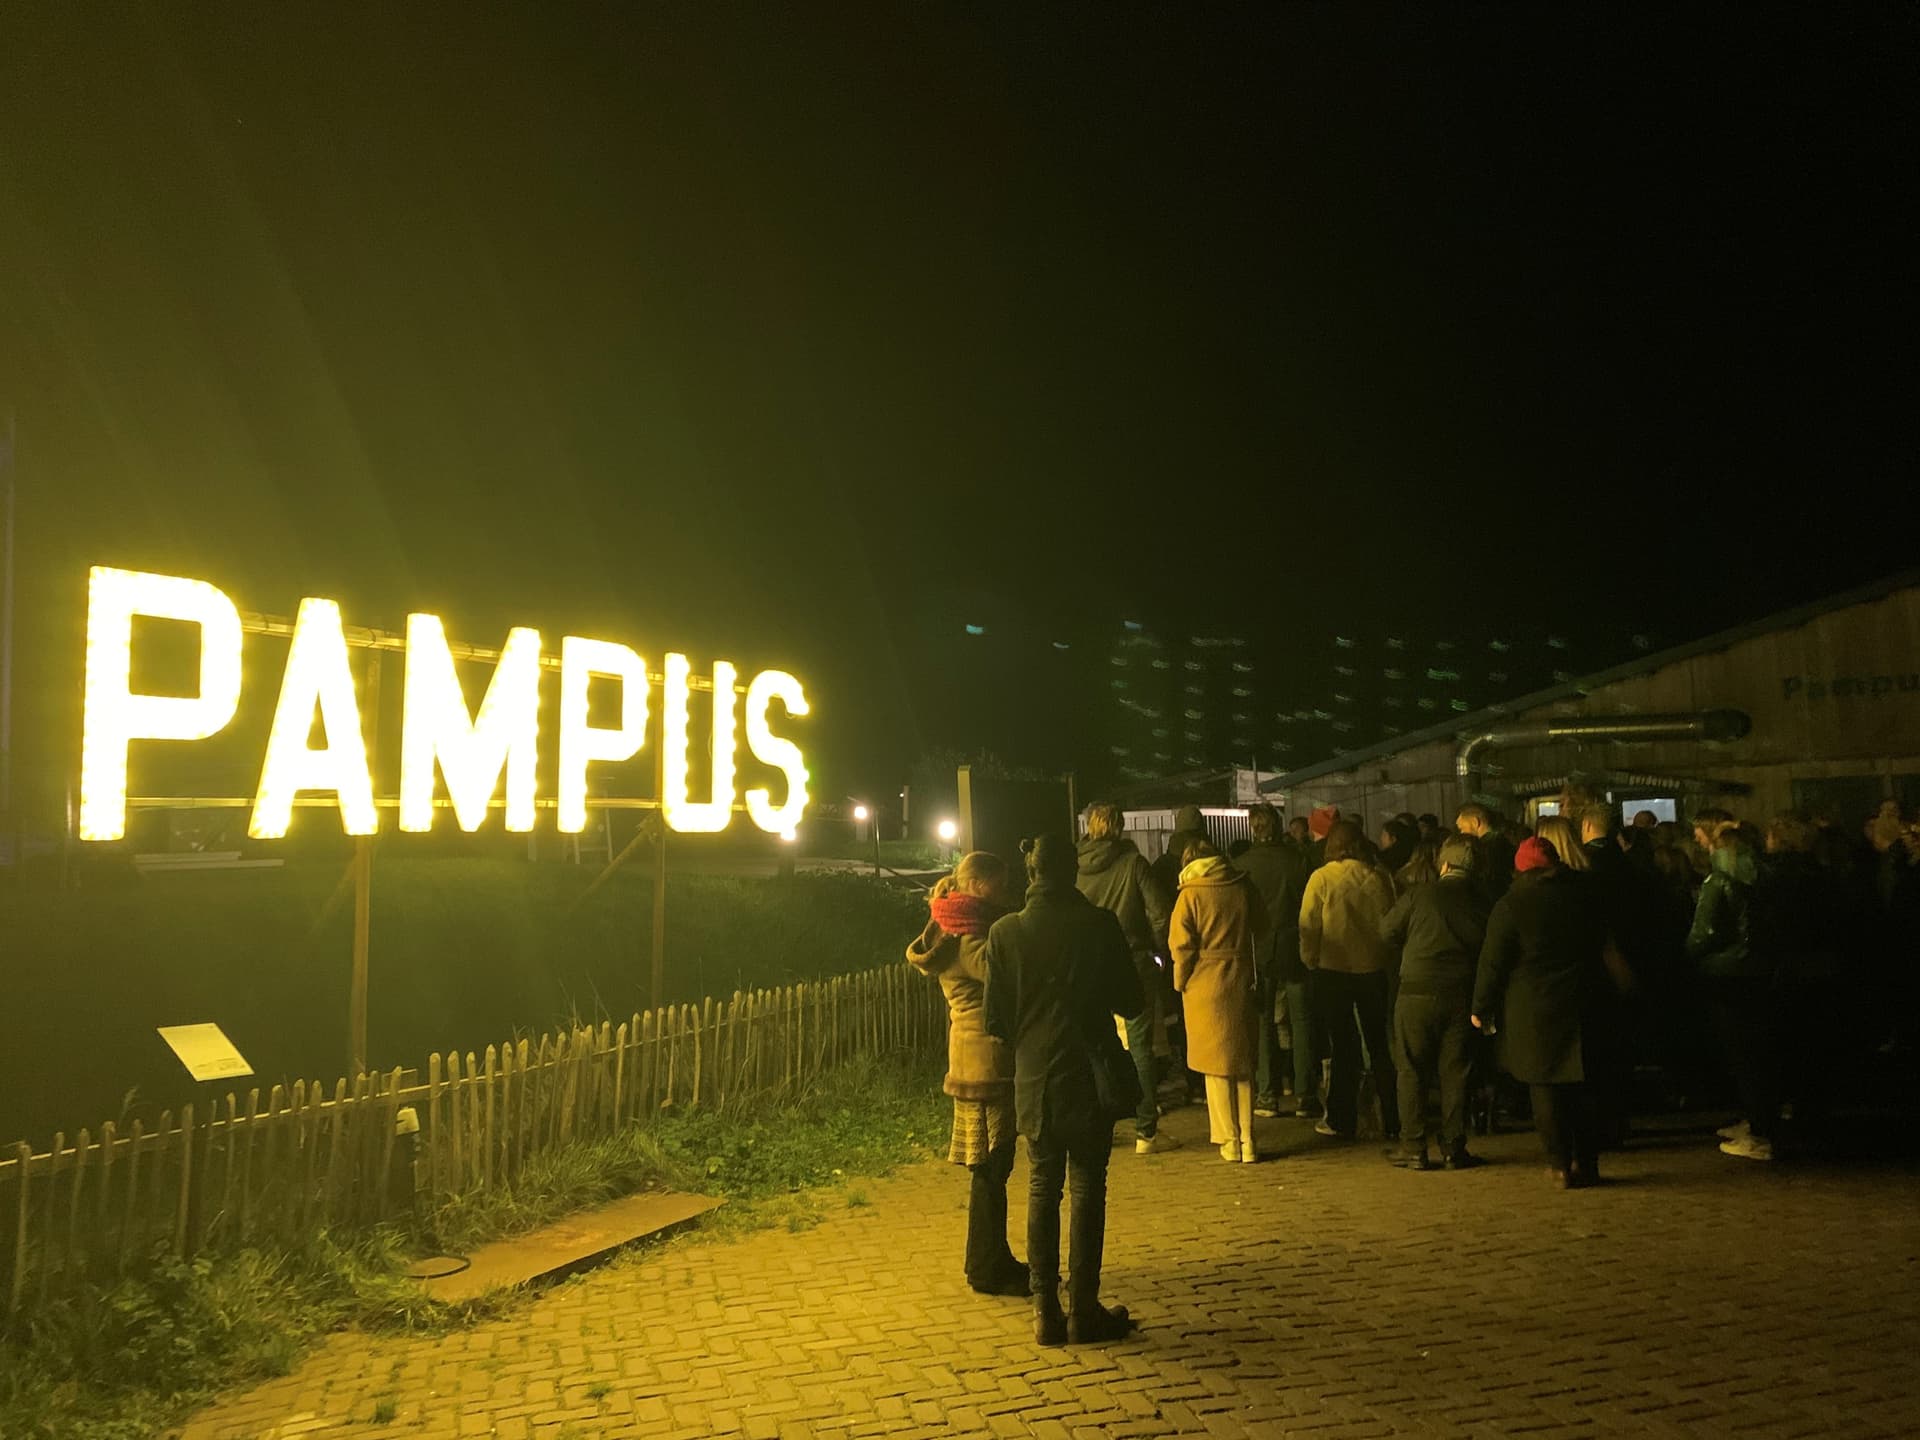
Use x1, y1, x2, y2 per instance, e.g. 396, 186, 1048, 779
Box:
1455, 709, 1751, 782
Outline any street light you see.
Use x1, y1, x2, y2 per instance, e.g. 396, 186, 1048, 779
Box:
852, 802, 878, 875
936, 818, 958, 843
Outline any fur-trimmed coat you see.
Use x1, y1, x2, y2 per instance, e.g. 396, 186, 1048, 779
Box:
907, 922, 1013, 1103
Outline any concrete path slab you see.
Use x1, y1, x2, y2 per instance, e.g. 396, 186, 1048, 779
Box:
412, 1190, 722, 1302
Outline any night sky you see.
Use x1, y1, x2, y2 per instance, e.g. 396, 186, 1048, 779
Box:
1, 8, 1913, 815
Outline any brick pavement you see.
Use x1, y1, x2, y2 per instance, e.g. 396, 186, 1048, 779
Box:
176, 1104, 1920, 1440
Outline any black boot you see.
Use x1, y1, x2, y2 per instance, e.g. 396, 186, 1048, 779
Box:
1033, 1285, 1067, 1346
1067, 1293, 1134, 1344
966, 1146, 1020, 1293
1444, 1141, 1484, 1170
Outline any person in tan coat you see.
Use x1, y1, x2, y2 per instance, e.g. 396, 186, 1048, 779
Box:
907, 851, 1024, 1294
1170, 841, 1272, 1162
1298, 820, 1400, 1141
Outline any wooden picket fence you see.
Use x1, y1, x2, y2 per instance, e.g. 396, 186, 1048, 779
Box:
0, 964, 945, 1324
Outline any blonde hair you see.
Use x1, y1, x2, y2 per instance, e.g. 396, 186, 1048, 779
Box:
1084, 802, 1126, 841
1766, 812, 1814, 854
930, 850, 1008, 900
1535, 815, 1591, 871
1182, 838, 1219, 868
1437, 834, 1476, 872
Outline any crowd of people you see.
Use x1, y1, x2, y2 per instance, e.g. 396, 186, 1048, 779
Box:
905, 789, 1920, 1346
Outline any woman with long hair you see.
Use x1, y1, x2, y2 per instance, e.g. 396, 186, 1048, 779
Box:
907, 850, 1024, 1294
1473, 836, 1612, 1187
1535, 814, 1592, 872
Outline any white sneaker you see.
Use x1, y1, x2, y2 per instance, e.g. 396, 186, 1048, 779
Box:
1240, 1146, 1258, 1165
1219, 1139, 1241, 1163
1719, 1134, 1773, 1162
1313, 1118, 1341, 1138
1136, 1133, 1182, 1155
1716, 1120, 1750, 1142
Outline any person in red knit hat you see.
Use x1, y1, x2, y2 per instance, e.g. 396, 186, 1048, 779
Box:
906, 852, 1024, 1294
1472, 834, 1614, 1187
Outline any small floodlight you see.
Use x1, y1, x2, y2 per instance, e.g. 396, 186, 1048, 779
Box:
853, 804, 870, 822
936, 818, 958, 843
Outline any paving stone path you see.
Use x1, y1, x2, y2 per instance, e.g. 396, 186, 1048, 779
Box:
177, 1104, 1920, 1440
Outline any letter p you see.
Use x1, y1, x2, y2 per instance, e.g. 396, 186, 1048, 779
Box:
80, 567, 244, 841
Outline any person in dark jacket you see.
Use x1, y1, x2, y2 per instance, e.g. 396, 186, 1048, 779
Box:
1149, 803, 1211, 1095
1075, 802, 1175, 1154
1305, 804, 1341, 870
1472, 836, 1612, 1188
1455, 802, 1514, 902
1685, 826, 1772, 1161
1382, 834, 1490, 1169
1577, 803, 1648, 1148
1378, 817, 1418, 875
1749, 812, 1851, 1155
1234, 803, 1313, 1118
1151, 803, 1212, 900
984, 834, 1145, 1346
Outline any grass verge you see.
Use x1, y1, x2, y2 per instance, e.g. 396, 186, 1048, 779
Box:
0, 1055, 950, 1440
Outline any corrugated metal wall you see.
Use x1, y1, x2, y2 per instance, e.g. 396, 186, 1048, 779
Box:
1270, 584, 1920, 827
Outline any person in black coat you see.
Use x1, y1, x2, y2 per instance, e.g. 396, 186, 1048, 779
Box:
1455, 802, 1514, 903
1381, 833, 1491, 1169
984, 834, 1145, 1346
1750, 813, 1852, 1152
1472, 836, 1612, 1188
1235, 803, 1312, 1117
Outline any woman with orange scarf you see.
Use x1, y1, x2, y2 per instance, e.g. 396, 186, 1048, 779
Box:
907, 851, 1025, 1294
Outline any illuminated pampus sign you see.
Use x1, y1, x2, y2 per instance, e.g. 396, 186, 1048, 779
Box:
78, 567, 810, 843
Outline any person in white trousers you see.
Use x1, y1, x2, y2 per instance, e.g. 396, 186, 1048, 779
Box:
1169, 841, 1271, 1162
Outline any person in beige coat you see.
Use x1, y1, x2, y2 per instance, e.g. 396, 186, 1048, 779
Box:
907, 851, 1024, 1295
1298, 820, 1400, 1141
1170, 841, 1272, 1162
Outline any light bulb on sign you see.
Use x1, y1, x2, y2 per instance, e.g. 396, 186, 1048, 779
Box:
557, 636, 648, 834
663, 654, 738, 833
399, 615, 542, 832
80, 567, 244, 842
743, 669, 808, 837
249, 597, 377, 838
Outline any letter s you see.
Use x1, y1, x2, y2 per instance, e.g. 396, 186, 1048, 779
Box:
744, 670, 810, 837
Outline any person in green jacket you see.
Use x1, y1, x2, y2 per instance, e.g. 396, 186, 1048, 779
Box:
1686, 826, 1773, 1162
